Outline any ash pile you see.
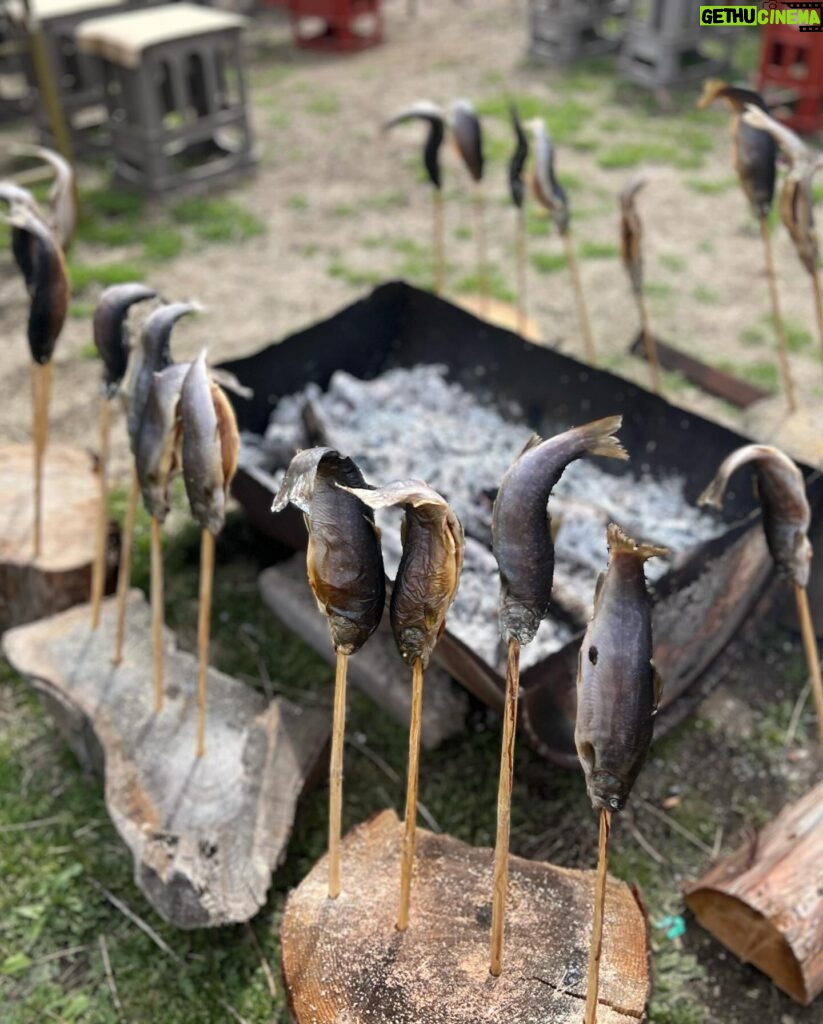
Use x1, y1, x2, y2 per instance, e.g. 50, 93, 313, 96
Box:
241, 365, 724, 674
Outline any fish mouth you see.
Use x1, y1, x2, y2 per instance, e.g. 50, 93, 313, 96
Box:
588, 772, 626, 813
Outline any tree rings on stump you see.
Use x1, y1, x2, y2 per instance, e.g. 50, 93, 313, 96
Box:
281, 809, 650, 1023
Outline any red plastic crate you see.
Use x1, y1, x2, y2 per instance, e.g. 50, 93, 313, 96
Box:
289, 0, 383, 52
757, 21, 823, 133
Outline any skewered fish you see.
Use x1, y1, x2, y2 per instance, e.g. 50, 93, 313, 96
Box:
451, 99, 484, 183
137, 362, 189, 522
619, 174, 648, 299
15, 145, 76, 249
575, 524, 666, 813
699, 444, 812, 588
385, 101, 446, 190
492, 416, 628, 645
0, 183, 41, 293
508, 103, 529, 210
527, 118, 569, 235
93, 284, 157, 398
273, 447, 385, 654
342, 480, 464, 668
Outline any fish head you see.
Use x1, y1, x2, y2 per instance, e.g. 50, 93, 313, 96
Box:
697, 78, 730, 110
791, 529, 813, 588
587, 770, 628, 814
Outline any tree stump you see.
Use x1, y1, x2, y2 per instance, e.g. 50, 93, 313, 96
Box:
0, 443, 103, 631
2, 593, 330, 929
281, 809, 651, 1023
685, 780, 823, 1006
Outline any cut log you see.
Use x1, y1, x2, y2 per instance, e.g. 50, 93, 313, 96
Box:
2, 593, 330, 929
281, 809, 651, 1023
685, 781, 823, 1006
0, 443, 111, 631
259, 559, 469, 749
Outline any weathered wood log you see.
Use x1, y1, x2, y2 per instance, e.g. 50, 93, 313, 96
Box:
281, 809, 651, 1023
0, 443, 109, 631
259, 559, 469, 749
685, 780, 823, 1006
3, 593, 329, 929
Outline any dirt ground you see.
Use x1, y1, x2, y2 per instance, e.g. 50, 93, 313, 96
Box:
1, 2, 823, 1023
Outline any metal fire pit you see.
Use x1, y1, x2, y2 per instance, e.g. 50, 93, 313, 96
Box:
220, 281, 823, 767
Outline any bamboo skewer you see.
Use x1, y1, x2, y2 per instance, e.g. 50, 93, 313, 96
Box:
564, 233, 596, 365
328, 649, 349, 899
150, 516, 164, 712
397, 658, 425, 932
584, 808, 613, 1024
195, 528, 215, 758
112, 467, 138, 665
515, 207, 528, 336
760, 215, 797, 413
433, 190, 445, 296
489, 636, 521, 977
795, 584, 823, 744
474, 184, 488, 314
90, 397, 110, 628
30, 361, 52, 559
812, 271, 823, 367
637, 293, 661, 396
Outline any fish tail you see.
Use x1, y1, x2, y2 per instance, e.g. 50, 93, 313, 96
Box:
576, 416, 629, 462
697, 473, 727, 510
607, 523, 667, 562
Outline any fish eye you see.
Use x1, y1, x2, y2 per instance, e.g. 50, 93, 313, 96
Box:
609, 796, 621, 811
588, 645, 598, 666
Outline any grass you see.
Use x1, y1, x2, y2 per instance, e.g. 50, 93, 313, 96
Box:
326, 259, 384, 288
531, 251, 567, 274
68, 261, 149, 293
170, 197, 265, 244
660, 253, 686, 273
455, 265, 515, 303
693, 286, 720, 305
474, 94, 594, 144
304, 92, 340, 116
578, 241, 618, 261
685, 177, 737, 196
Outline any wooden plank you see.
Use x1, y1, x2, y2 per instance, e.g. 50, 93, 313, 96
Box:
3, 593, 330, 929
281, 809, 651, 1023
685, 781, 823, 1006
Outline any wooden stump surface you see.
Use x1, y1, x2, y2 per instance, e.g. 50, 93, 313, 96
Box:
685, 780, 823, 1006
281, 809, 650, 1023
3, 593, 330, 929
0, 443, 100, 631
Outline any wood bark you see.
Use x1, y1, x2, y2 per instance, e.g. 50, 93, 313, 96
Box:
685, 780, 823, 1005
3, 592, 330, 929
0, 443, 111, 632
259, 558, 468, 749
281, 809, 651, 1024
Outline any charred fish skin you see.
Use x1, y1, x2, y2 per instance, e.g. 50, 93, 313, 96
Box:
136, 362, 189, 522
127, 302, 198, 453
575, 524, 666, 814
180, 352, 238, 537
94, 283, 157, 398
273, 447, 386, 655
699, 444, 812, 588
7, 205, 69, 364
492, 417, 628, 646
451, 99, 484, 182
508, 104, 529, 210
385, 102, 446, 191
0, 184, 40, 293
340, 480, 464, 669
620, 175, 648, 299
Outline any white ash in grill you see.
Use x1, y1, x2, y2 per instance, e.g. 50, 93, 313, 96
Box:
241, 364, 726, 670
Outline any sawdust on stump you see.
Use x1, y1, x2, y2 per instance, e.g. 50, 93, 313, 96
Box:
0, 443, 103, 630
281, 809, 650, 1024
2, 593, 330, 929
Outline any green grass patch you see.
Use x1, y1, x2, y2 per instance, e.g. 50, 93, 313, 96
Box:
142, 227, 184, 262
693, 285, 720, 305
686, 176, 737, 196
531, 251, 567, 274
68, 301, 95, 321
734, 359, 779, 391
597, 139, 705, 171
475, 94, 592, 143
171, 197, 265, 243
454, 226, 472, 241
327, 259, 383, 288
646, 281, 673, 299
455, 266, 515, 304
68, 260, 149, 294
305, 91, 340, 116
659, 253, 686, 273
578, 240, 618, 260
740, 324, 765, 347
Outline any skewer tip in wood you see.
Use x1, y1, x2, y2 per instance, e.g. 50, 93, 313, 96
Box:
150, 516, 165, 713
489, 635, 521, 977
90, 397, 111, 630
31, 360, 53, 560
759, 215, 797, 414
397, 657, 425, 932
794, 583, 823, 745
584, 807, 612, 1024
195, 527, 215, 758
112, 467, 139, 666
563, 233, 597, 366
328, 648, 349, 899
637, 294, 661, 396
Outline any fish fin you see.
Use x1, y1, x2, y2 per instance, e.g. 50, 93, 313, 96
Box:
652, 661, 664, 713
697, 473, 727, 510
607, 523, 668, 562
576, 416, 629, 462
593, 570, 606, 609
518, 433, 544, 456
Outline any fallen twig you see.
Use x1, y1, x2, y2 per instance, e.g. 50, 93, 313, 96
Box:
784, 679, 812, 749
244, 922, 277, 999
638, 798, 714, 856
98, 935, 126, 1023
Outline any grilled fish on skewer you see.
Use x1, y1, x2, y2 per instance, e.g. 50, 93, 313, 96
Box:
451, 98, 483, 182
180, 351, 239, 536
342, 480, 464, 668
575, 524, 666, 814
126, 302, 199, 453
384, 101, 446, 190
698, 81, 776, 219
137, 363, 189, 522
527, 118, 569, 235
93, 284, 157, 399
14, 145, 76, 249
492, 417, 628, 645
508, 103, 529, 210
699, 444, 812, 587
0, 183, 41, 293
620, 174, 648, 299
